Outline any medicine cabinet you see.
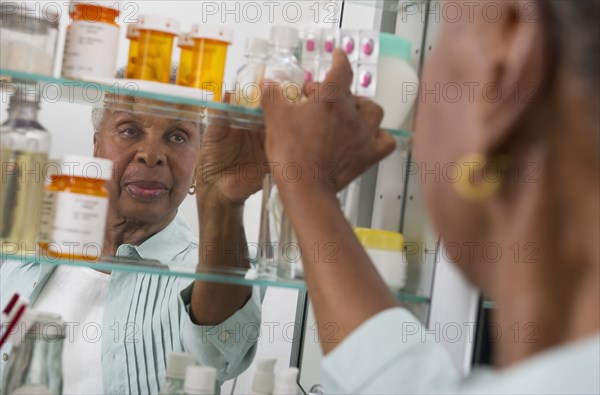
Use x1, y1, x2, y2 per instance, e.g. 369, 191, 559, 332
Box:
0, 1, 482, 394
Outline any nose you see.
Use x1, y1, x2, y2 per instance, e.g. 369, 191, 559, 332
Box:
134, 138, 166, 167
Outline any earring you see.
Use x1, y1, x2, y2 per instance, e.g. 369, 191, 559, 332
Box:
454, 153, 502, 202
188, 182, 196, 196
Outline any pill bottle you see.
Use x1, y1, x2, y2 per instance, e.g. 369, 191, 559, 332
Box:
0, 2, 60, 76
47, 156, 113, 261
125, 23, 140, 79
177, 25, 233, 102
62, 1, 120, 79
175, 32, 195, 87
354, 228, 407, 291
374, 33, 418, 129
134, 15, 180, 83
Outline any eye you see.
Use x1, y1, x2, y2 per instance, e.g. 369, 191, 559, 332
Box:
116, 125, 140, 138
169, 131, 188, 144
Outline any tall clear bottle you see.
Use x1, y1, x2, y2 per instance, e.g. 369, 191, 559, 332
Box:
263, 26, 304, 102
1, 312, 65, 395
257, 27, 305, 279
234, 37, 269, 108
0, 84, 50, 255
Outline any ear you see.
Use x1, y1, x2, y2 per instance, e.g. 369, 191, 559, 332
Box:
479, 0, 549, 154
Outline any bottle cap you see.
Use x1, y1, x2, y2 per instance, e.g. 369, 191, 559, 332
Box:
138, 14, 180, 35
379, 33, 411, 61
273, 367, 299, 395
166, 352, 195, 380
183, 365, 217, 395
0, 1, 60, 24
178, 32, 195, 48
354, 228, 404, 251
244, 37, 269, 58
190, 24, 233, 44
251, 358, 277, 394
126, 24, 140, 39
9, 83, 41, 105
269, 26, 299, 50
59, 155, 113, 181
29, 312, 64, 339
72, 1, 122, 12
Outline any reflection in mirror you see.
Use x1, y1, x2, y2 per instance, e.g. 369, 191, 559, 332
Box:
0, 84, 282, 393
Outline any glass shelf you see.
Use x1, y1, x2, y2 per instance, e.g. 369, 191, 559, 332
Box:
0, 253, 430, 304
345, 0, 426, 13
0, 68, 413, 141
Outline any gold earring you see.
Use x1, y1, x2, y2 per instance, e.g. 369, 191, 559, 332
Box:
188, 182, 196, 195
454, 153, 502, 202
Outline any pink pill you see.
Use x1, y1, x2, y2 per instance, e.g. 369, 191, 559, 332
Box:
343, 37, 355, 54
306, 38, 315, 52
362, 38, 374, 56
360, 71, 372, 87
324, 38, 335, 53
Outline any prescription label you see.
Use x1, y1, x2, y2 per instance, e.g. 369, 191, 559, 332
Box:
49, 192, 109, 258
62, 21, 119, 79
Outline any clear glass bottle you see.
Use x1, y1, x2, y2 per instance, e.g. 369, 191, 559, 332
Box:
263, 26, 304, 103
0, 84, 50, 255
234, 37, 269, 108
1, 312, 65, 395
159, 352, 195, 395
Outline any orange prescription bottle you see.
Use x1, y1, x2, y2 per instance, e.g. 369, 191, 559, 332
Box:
125, 23, 140, 79
46, 156, 113, 261
175, 32, 195, 87
134, 15, 180, 83
62, 1, 120, 79
177, 25, 233, 102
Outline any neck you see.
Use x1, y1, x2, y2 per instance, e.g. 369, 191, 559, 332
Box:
487, 106, 600, 368
102, 208, 176, 256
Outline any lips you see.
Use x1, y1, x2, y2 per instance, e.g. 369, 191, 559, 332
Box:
124, 180, 168, 200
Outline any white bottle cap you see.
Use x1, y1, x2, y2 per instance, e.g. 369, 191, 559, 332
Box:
183, 365, 217, 395
126, 24, 140, 39
166, 352, 195, 380
273, 367, 299, 395
59, 155, 113, 181
269, 26, 299, 50
190, 24, 234, 44
244, 37, 269, 58
178, 32, 195, 48
251, 358, 277, 394
138, 14, 180, 35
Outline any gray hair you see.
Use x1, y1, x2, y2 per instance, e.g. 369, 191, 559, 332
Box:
92, 65, 180, 133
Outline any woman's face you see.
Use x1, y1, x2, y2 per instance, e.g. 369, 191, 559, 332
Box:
414, 10, 490, 277
94, 101, 202, 225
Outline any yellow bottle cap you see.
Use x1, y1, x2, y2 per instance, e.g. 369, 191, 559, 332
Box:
354, 228, 404, 251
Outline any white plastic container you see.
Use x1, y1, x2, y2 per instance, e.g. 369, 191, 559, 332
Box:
374, 33, 419, 129
354, 228, 407, 291
183, 365, 217, 395
250, 358, 277, 395
159, 352, 195, 395
264, 26, 304, 103
273, 367, 299, 395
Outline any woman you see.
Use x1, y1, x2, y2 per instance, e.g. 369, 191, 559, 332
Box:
0, 92, 266, 393
261, 0, 599, 393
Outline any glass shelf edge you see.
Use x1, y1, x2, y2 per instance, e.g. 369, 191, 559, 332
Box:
1, 254, 428, 304
345, 0, 427, 13
0, 68, 413, 139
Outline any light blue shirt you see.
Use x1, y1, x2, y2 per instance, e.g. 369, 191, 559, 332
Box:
0, 214, 262, 394
323, 308, 600, 394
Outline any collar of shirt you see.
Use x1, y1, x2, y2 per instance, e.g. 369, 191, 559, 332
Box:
116, 213, 198, 264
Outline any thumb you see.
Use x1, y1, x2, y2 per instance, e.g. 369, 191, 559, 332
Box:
373, 130, 397, 160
